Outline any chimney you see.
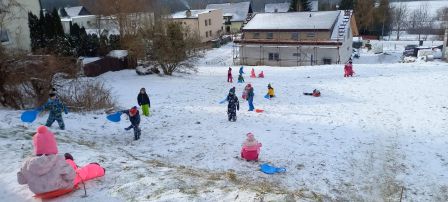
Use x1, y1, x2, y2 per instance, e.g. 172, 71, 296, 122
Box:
186, 9, 191, 18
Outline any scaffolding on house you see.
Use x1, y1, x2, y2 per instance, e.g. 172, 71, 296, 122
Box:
233, 10, 355, 66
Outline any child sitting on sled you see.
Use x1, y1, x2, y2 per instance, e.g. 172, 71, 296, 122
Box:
121, 106, 141, 140
266, 83, 275, 98
303, 89, 321, 97
241, 133, 262, 161
17, 126, 105, 199
258, 71, 264, 78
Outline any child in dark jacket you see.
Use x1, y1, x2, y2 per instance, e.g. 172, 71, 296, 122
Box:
137, 88, 151, 116
227, 87, 240, 122
37, 93, 68, 130
121, 106, 141, 140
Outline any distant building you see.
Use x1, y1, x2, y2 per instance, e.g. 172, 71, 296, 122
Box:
59, 6, 96, 34
206, 2, 253, 34
235, 10, 357, 66
0, 0, 41, 52
171, 9, 223, 43
265, 3, 289, 13
311, 0, 319, 12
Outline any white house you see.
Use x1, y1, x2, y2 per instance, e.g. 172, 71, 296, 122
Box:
235, 10, 357, 66
0, 0, 41, 52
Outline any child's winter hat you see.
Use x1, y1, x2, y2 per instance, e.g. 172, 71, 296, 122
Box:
33, 126, 58, 155
247, 133, 255, 141
140, 88, 146, 92
229, 87, 236, 94
129, 106, 138, 116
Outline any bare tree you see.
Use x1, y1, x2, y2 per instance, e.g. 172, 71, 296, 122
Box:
408, 3, 430, 40
139, 19, 202, 75
354, 0, 375, 35
392, 3, 409, 40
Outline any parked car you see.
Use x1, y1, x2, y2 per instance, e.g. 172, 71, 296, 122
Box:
403, 45, 418, 57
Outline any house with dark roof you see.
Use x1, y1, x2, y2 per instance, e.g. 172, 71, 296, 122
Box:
206, 1, 252, 34
235, 10, 358, 66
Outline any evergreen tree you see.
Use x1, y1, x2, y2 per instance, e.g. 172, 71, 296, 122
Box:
70, 23, 81, 38
339, 0, 355, 10
51, 8, 64, 37
28, 12, 39, 51
289, 0, 312, 12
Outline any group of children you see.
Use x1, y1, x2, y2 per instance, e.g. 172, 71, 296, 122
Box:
227, 66, 265, 84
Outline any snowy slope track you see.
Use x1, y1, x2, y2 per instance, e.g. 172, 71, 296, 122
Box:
1, 44, 448, 201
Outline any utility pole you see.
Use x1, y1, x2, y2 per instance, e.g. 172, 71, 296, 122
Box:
442, 27, 447, 61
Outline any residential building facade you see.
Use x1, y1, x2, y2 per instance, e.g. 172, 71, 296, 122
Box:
206, 2, 252, 34
235, 10, 356, 66
0, 0, 41, 52
171, 9, 223, 43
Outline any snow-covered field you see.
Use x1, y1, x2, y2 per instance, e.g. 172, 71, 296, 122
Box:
1, 44, 448, 201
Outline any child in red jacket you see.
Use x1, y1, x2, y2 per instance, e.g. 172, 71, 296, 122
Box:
344, 61, 354, 77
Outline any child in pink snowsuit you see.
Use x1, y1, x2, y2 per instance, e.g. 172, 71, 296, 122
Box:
241, 133, 262, 161
250, 68, 256, 78
17, 126, 105, 198
344, 61, 354, 77
227, 67, 233, 83
258, 71, 264, 78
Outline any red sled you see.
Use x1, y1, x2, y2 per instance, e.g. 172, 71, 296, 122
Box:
34, 189, 74, 199
255, 109, 264, 113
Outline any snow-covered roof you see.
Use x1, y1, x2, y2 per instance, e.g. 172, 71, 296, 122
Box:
64, 6, 84, 17
108, 50, 128, 59
243, 11, 340, 31
171, 9, 216, 19
330, 10, 352, 40
206, 2, 251, 22
264, 3, 289, 13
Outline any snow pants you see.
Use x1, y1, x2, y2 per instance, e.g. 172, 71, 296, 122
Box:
141, 104, 150, 116
227, 75, 233, 83
46, 113, 65, 130
247, 97, 254, 111
227, 108, 237, 122
65, 159, 105, 187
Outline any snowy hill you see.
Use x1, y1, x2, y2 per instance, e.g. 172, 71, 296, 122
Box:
1, 44, 448, 201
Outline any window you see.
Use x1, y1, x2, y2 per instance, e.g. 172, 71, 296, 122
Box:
208, 19, 211, 26
205, 20, 208, 26
291, 32, 299, 40
253, 32, 260, 39
293, 53, 301, 57
307, 32, 316, 38
266, 32, 273, 39
206, 31, 208, 37
209, 30, 212, 37
0, 29, 9, 43
268, 53, 279, 61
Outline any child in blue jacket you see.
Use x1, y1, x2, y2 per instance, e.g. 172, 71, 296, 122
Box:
121, 106, 141, 140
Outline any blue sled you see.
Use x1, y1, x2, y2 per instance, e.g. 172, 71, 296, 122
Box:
260, 163, 286, 174
21, 110, 39, 123
107, 112, 122, 122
